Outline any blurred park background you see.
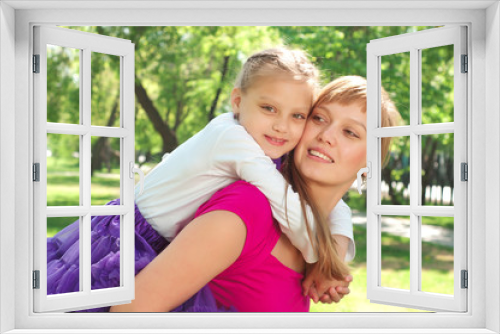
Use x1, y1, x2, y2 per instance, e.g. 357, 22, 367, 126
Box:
46, 26, 455, 312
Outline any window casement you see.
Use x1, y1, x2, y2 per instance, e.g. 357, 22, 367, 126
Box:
32, 25, 137, 312
366, 26, 467, 312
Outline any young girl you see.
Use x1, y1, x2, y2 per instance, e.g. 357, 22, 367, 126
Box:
47, 47, 355, 309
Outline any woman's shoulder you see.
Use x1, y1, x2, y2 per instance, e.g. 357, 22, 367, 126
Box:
195, 181, 276, 250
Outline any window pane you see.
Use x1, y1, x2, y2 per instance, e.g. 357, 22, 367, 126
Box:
381, 136, 410, 206
381, 52, 410, 126
47, 216, 80, 294
422, 133, 454, 206
421, 45, 454, 124
47, 45, 80, 124
381, 215, 410, 290
91, 52, 121, 127
47, 133, 80, 206
421, 216, 454, 295
91, 137, 121, 205
91, 215, 121, 290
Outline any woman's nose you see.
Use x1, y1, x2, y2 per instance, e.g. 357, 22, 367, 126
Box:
318, 126, 337, 146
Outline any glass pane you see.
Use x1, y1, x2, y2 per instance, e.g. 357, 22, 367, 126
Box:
91, 137, 121, 205
47, 45, 80, 124
421, 45, 454, 124
421, 216, 454, 295
381, 215, 410, 290
381, 52, 410, 126
91, 215, 121, 290
422, 133, 454, 206
47, 216, 80, 294
91, 52, 121, 127
47, 133, 80, 206
381, 136, 410, 205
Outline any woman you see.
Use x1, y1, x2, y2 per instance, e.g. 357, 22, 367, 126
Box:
110, 76, 400, 312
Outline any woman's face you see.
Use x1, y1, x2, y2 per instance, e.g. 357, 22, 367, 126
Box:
294, 101, 367, 189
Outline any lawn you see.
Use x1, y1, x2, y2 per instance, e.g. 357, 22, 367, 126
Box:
309, 225, 454, 312
46, 163, 454, 312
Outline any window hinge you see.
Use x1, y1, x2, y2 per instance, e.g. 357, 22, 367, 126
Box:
461, 270, 468, 289
461, 54, 468, 73
33, 270, 40, 289
33, 163, 40, 182
33, 54, 40, 73
461, 162, 468, 181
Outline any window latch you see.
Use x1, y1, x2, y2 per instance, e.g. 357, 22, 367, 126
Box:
356, 162, 371, 194
130, 162, 145, 195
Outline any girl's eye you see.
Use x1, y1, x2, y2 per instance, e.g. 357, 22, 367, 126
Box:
262, 105, 276, 113
293, 113, 306, 120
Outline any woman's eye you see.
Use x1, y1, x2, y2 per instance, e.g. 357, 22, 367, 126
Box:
345, 130, 359, 138
312, 114, 325, 123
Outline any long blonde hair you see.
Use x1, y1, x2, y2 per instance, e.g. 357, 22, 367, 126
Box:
282, 76, 401, 280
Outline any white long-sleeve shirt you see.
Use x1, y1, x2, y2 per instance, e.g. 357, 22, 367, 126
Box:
135, 112, 355, 263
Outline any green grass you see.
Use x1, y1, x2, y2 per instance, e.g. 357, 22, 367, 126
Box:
309, 225, 454, 312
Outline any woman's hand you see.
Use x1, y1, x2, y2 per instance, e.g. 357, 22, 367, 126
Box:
307, 275, 353, 304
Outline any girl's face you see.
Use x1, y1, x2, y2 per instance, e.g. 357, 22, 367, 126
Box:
294, 101, 367, 189
231, 76, 314, 159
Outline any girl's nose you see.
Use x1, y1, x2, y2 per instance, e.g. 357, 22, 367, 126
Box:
272, 117, 287, 133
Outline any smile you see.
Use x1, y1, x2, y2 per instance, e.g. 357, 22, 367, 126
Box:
265, 135, 287, 146
308, 149, 334, 163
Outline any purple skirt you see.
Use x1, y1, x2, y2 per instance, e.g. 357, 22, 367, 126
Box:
47, 199, 235, 312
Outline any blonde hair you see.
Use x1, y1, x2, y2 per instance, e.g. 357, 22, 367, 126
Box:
235, 47, 320, 93
283, 76, 401, 281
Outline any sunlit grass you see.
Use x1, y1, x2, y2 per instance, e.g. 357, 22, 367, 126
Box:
309, 225, 454, 312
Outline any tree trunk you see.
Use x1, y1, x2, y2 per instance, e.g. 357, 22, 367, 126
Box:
135, 80, 178, 153
381, 162, 398, 204
208, 55, 230, 121
421, 136, 439, 205
91, 99, 119, 176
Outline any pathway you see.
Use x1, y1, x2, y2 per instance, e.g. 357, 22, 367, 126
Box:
352, 212, 453, 248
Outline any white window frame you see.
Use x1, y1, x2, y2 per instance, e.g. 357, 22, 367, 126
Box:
33, 25, 136, 312
1, 1, 499, 333
366, 26, 468, 312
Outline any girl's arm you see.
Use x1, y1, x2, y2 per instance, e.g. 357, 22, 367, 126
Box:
110, 210, 246, 312
212, 124, 317, 263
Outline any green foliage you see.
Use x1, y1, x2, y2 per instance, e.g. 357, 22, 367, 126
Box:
48, 26, 454, 202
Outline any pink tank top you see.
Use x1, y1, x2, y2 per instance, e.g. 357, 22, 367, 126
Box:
194, 181, 309, 312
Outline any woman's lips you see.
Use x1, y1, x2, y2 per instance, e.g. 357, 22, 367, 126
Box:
308, 148, 334, 163
265, 135, 287, 146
